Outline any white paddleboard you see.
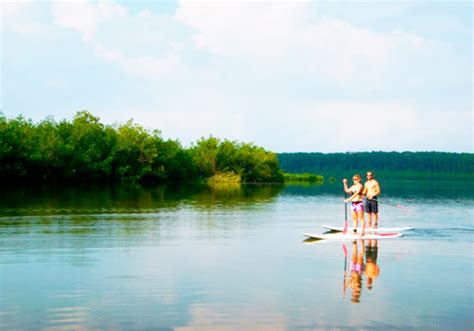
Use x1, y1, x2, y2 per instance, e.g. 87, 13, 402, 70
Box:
322, 224, 413, 233
303, 232, 403, 240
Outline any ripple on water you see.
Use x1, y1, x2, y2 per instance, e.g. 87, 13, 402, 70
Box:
45, 305, 90, 331
410, 227, 474, 242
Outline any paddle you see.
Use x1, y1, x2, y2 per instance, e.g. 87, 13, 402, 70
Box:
343, 193, 348, 234
342, 244, 348, 299
342, 178, 349, 234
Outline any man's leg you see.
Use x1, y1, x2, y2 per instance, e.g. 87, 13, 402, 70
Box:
372, 200, 379, 226
367, 213, 372, 228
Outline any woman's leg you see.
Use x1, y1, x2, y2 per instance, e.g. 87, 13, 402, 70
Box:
352, 210, 358, 231
352, 240, 357, 263
358, 211, 365, 235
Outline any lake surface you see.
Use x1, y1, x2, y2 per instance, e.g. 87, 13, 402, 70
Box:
0, 181, 473, 330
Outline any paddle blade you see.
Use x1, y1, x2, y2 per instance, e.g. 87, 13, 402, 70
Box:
342, 244, 348, 257
343, 220, 348, 234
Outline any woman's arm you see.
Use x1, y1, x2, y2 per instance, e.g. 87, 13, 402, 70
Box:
343, 179, 351, 193
344, 184, 363, 203
345, 191, 358, 203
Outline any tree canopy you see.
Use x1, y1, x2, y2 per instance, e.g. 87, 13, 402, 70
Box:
0, 112, 284, 184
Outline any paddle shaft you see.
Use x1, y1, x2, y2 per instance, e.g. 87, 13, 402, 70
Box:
343, 193, 348, 233
342, 244, 348, 299
344, 193, 348, 221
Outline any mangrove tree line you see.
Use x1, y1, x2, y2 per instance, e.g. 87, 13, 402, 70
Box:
0, 112, 284, 183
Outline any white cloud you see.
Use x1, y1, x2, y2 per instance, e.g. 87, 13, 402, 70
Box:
251, 101, 473, 153
2, 1, 30, 17
300, 19, 424, 85
175, 0, 425, 85
94, 43, 179, 77
51, 0, 181, 78
45, 78, 66, 88
158, 86, 246, 144
3, 1, 470, 152
95, 87, 246, 146
242, 101, 420, 152
1, 1, 50, 35
175, 0, 308, 59
52, 0, 128, 41
305, 101, 418, 150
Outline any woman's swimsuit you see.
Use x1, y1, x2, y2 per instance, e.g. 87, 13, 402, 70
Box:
350, 185, 364, 212
351, 262, 364, 274
351, 201, 364, 212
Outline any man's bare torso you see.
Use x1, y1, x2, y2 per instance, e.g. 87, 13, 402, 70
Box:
364, 180, 380, 199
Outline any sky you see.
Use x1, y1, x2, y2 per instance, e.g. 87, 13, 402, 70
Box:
1, 0, 472, 153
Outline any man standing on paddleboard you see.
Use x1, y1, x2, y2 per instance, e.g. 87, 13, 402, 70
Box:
363, 171, 381, 228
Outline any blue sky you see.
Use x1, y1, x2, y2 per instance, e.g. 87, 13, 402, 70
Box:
1, 0, 472, 152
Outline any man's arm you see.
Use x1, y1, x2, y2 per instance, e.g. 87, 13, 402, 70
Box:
362, 183, 368, 196
373, 181, 381, 197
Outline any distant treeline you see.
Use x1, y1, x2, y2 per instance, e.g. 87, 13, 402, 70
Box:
0, 112, 284, 184
278, 152, 474, 180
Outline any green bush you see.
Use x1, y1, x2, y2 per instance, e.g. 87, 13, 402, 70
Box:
284, 173, 324, 183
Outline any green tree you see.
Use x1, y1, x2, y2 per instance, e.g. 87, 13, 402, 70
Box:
0, 112, 286, 183
189, 136, 220, 177
113, 120, 159, 182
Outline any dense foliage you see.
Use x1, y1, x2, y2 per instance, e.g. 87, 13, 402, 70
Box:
189, 137, 283, 183
278, 152, 474, 180
0, 112, 284, 183
283, 173, 324, 183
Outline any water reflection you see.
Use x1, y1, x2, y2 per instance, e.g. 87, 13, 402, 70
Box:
1, 180, 470, 218
0, 179, 472, 330
0, 184, 285, 264
342, 240, 380, 303
0, 183, 284, 217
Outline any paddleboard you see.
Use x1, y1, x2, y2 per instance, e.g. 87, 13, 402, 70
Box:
322, 224, 413, 233
302, 232, 403, 240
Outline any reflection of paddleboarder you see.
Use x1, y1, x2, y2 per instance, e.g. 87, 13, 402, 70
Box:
342, 244, 348, 299
342, 240, 382, 303
349, 240, 364, 303
365, 240, 380, 290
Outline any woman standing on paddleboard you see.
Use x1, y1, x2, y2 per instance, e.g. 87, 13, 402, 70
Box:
343, 174, 366, 235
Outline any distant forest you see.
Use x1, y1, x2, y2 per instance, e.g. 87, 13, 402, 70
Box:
278, 152, 474, 180
0, 112, 283, 184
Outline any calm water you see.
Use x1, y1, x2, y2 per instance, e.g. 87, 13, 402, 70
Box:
0, 181, 473, 330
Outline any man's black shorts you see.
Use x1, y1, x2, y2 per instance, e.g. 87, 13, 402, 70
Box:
365, 246, 378, 262
365, 198, 378, 214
